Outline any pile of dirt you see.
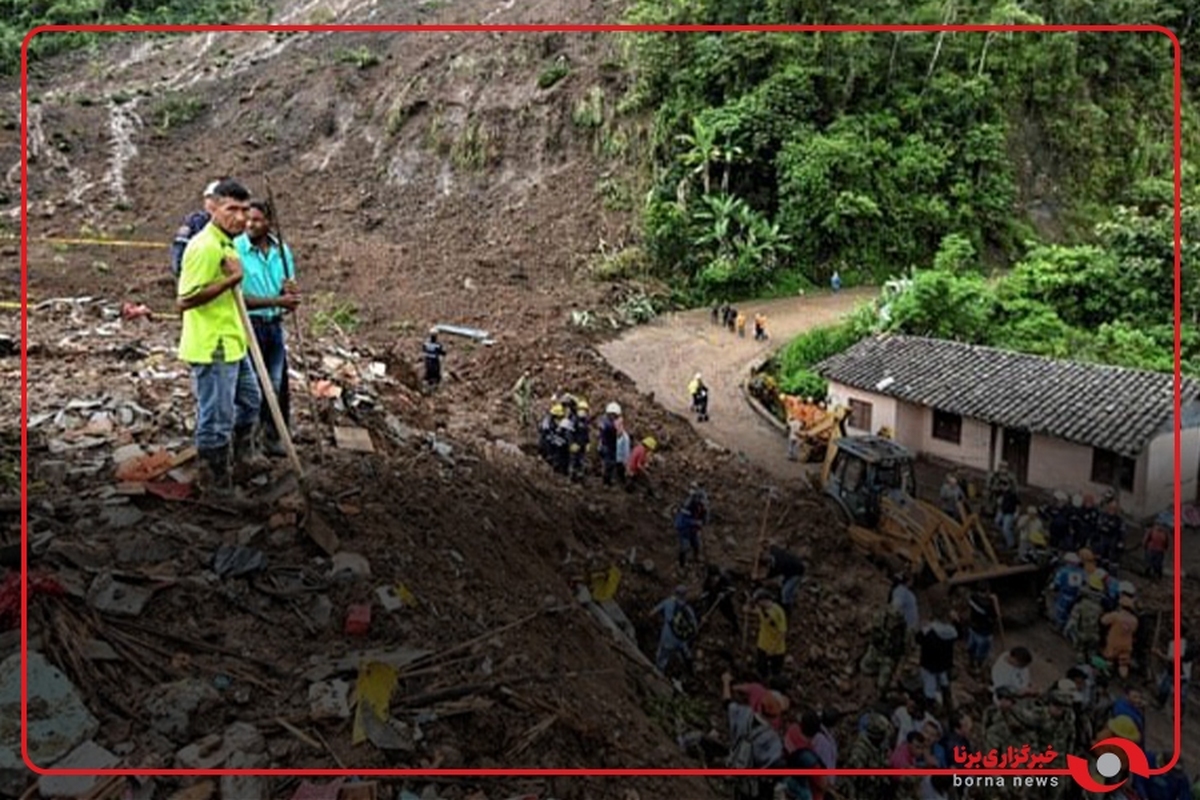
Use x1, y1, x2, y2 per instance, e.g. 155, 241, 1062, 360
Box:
5, 289, 885, 799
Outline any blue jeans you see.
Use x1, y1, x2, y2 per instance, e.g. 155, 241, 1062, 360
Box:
190, 355, 262, 450
967, 629, 993, 666
782, 575, 803, 608
996, 512, 1016, 549
251, 318, 289, 436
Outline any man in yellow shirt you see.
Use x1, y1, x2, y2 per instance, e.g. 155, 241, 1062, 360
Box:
176, 178, 261, 497
750, 590, 787, 680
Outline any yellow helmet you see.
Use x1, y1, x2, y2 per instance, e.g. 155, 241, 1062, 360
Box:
577, 399, 589, 412
643, 436, 658, 451
551, 403, 565, 417
1029, 529, 1048, 547
1088, 570, 1108, 591
1107, 715, 1140, 742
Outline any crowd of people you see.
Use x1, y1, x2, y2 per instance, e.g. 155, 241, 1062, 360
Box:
638, 460, 1193, 800
172, 181, 1191, 798
713, 302, 771, 341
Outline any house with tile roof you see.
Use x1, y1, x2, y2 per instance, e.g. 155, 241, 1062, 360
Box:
814, 335, 1200, 517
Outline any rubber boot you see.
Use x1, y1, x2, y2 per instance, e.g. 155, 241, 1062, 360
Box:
263, 427, 288, 458
233, 424, 272, 480
198, 445, 235, 500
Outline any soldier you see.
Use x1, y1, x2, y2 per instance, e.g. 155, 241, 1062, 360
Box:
984, 460, 1016, 517
843, 713, 892, 800
1065, 570, 1107, 662
976, 687, 1030, 800
860, 602, 908, 695
1014, 687, 1078, 800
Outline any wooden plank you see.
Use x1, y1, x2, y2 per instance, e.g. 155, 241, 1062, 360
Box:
334, 426, 375, 453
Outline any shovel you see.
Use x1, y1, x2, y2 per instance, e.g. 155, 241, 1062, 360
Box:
234, 286, 339, 555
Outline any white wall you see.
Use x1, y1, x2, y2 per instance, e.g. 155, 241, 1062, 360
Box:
914, 408, 992, 472
826, 383, 898, 436
823, 381, 1200, 517
1142, 427, 1200, 515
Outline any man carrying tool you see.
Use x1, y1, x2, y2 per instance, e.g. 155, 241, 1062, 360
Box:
170, 177, 228, 278
176, 178, 261, 497
422, 328, 446, 389
235, 200, 300, 458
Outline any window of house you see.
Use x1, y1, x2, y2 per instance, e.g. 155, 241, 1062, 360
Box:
932, 409, 962, 445
848, 398, 873, 431
1091, 448, 1136, 492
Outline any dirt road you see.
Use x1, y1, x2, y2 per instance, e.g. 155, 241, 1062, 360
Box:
598, 288, 875, 481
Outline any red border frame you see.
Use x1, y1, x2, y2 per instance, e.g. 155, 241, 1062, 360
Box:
19, 22, 1184, 784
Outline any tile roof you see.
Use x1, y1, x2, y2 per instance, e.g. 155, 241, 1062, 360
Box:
814, 335, 1200, 457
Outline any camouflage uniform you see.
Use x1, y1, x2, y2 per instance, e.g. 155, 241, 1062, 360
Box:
859, 605, 908, 694
1013, 692, 1077, 800
1066, 589, 1104, 661
843, 714, 891, 800
974, 695, 1032, 800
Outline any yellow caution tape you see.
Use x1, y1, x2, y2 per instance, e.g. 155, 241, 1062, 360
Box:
27, 236, 168, 249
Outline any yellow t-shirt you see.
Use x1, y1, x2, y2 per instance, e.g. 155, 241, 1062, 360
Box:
177, 223, 247, 364
756, 603, 787, 656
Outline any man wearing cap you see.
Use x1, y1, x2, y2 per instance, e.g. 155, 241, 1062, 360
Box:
170, 178, 228, 278
842, 713, 891, 800
176, 178, 261, 498
234, 199, 300, 458
1014, 686, 1077, 772
650, 585, 698, 674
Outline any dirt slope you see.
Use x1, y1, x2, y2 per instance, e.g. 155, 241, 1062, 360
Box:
0, 2, 895, 798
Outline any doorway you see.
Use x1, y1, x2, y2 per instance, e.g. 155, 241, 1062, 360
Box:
1002, 428, 1031, 486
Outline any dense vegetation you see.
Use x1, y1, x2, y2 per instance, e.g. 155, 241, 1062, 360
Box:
619, 0, 1199, 380
0, 0, 261, 75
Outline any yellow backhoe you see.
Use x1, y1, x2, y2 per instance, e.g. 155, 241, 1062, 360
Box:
814, 435, 1037, 587
782, 398, 851, 463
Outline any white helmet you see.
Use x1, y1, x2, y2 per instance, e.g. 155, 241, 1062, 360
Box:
694, 372, 702, 381
605, 402, 622, 416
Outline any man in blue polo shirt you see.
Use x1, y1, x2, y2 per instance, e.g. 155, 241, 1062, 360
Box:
235, 200, 301, 457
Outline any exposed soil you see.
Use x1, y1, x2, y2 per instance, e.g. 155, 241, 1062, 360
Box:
1, 3, 1196, 799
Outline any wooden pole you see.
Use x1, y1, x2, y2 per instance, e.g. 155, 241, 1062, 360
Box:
234, 287, 303, 479
265, 180, 325, 463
